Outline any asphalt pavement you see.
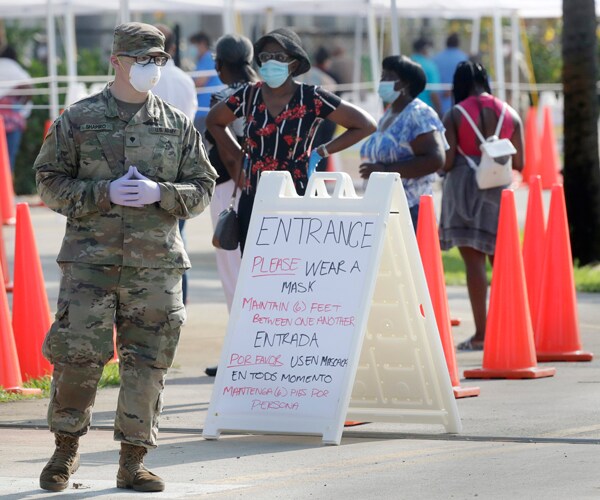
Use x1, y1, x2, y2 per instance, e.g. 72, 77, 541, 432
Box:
0, 172, 598, 499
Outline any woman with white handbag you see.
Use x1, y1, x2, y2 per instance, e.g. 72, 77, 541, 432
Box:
439, 61, 524, 351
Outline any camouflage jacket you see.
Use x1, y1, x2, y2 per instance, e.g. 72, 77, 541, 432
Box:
34, 85, 217, 268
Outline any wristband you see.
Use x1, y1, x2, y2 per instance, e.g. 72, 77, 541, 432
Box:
318, 144, 330, 158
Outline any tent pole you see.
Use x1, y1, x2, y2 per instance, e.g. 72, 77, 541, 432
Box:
352, 15, 362, 104
64, 3, 78, 107
46, 0, 59, 120
470, 16, 481, 57
119, 0, 130, 24
265, 8, 274, 33
223, 0, 234, 34
493, 10, 506, 102
390, 0, 400, 54
367, 1, 380, 88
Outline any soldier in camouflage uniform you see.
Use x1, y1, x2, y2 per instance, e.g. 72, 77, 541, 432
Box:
34, 22, 217, 493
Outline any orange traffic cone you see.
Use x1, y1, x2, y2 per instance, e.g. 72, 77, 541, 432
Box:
522, 175, 545, 336
535, 184, 593, 361
12, 203, 53, 381
417, 195, 479, 398
539, 107, 561, 190
0, 225, 12, 292
0, 264, 41, 394
464, 190, 556, 379
325, 154, 339, 173
0, 117, 16, 226
521, 107, 541, 185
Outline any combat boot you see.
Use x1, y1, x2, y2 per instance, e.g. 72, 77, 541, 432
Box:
39, 433, 80, 491
117, 443, 165, 492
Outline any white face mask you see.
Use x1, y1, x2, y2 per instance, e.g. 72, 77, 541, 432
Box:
378, 81, 408, 103
129, 62, 161, 93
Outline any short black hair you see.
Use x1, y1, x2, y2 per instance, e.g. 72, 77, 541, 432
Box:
314, 46, 330, 65
447, 33, 460, 48
452, 60, 492, 104
412, 37, 432, 53
189, 32, 210, 46
382, 55, 426, 98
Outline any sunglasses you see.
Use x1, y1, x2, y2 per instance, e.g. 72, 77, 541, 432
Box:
118, 54, 169, 67
258, 51, 292, 63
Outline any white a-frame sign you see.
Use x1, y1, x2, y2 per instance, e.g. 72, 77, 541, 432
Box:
203, 171, 461, 445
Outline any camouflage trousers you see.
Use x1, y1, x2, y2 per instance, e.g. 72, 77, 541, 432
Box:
42, 263, 186, 448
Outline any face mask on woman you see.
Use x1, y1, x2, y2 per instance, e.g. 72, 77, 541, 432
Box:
129, 62, 161, 93
259, 60, 291, 88
378, 81, 404, 103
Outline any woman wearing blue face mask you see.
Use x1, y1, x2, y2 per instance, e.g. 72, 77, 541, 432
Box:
359, 55, 447, 229
206, 27, 376, 253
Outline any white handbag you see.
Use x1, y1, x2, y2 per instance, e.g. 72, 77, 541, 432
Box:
455, 102, 516, 189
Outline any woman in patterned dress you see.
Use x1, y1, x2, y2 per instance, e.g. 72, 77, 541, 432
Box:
359, 55, 447, 229
206, 28, 376, 253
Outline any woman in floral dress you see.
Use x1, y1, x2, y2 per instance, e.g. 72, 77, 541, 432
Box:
207, 27, 376, 253
359, 55, 447, 229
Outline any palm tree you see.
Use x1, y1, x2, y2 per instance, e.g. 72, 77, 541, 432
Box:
562, 0, 600, 265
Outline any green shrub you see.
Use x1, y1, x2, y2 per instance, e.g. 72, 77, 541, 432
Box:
6, 20, 108, 194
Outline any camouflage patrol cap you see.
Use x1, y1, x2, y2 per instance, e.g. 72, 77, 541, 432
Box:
112, 22, 169, 58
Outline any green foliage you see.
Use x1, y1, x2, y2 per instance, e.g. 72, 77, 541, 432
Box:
441, 248, 468, 286
0, 363, 121, 403
5, 24, 108, 195
527, 23, 562, 84
442, 248, 493, 286
0, 375, 51, 402
78, 48, 110, 77
573, 264, 600, 293
98, 362, 121, 388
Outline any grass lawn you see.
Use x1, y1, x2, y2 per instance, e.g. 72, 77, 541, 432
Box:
442, 247, 600, 292
0, 362, 120, 403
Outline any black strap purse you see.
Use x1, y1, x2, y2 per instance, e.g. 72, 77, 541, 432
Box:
212, 84, 256, 251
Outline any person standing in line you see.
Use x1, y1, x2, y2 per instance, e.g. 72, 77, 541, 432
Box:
0, 45, 33, 171
439, 61, 523, 351
202, 34, 259, 377
358, 55, 447, 230
153, 23, 199, 306
207, 27, 376, 254
410, 37, 442, 116
34, 22, 217, 492
188, 32, 223, 135
433, 33, 469, 115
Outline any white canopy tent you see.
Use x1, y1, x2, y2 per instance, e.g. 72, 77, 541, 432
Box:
0, 0, 597, 118
0, 0, 240, 117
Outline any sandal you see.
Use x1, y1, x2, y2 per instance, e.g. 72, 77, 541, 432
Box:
456, 337, 484, 351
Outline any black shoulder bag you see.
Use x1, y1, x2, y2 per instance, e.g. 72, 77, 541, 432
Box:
212, 84, 256, 250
